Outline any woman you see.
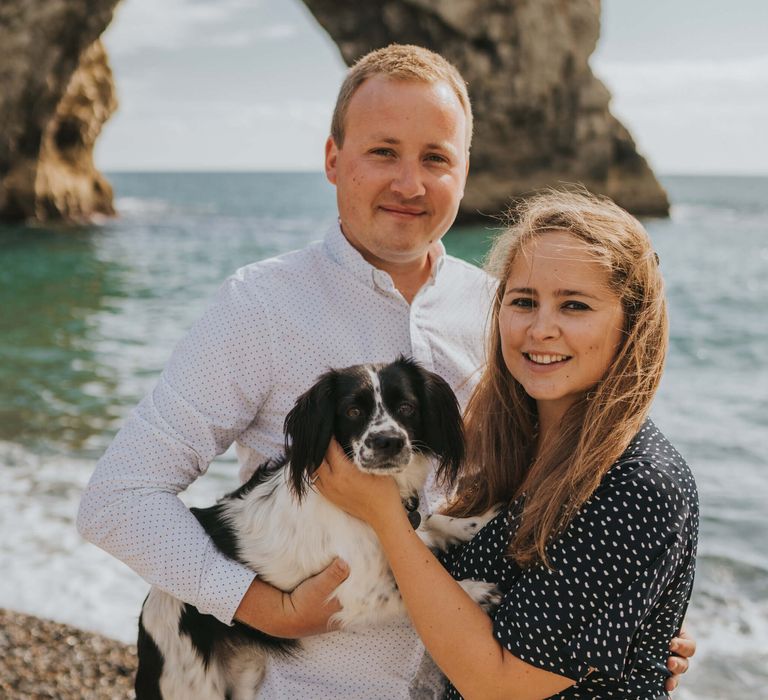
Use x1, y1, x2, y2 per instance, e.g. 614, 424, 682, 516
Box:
316, 189, 698, 699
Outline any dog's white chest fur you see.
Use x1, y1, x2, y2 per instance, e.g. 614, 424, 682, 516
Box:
227, 455, 432, 627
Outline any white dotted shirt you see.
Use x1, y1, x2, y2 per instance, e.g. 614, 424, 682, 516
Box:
77, 223, 495, 698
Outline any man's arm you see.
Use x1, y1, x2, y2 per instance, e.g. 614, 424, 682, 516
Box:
233, 559, 350, 637
78, 275, 275, 624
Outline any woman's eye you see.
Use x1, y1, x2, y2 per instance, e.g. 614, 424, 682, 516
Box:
346, 406, 362, 419
510, 297, 534, 309
397, 402, 416, 417
563, 301, 591, 311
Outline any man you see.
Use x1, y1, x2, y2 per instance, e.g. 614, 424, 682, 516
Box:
78, 45, 692, 697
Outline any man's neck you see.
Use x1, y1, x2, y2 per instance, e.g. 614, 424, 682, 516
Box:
388, 251, 436, 304
340, 229, 441, 304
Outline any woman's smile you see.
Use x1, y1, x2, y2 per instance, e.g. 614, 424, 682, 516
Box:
499, 230, 625, 422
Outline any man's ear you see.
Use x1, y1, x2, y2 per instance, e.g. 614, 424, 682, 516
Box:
460, 153, 470, 199
325, 136, 339, 185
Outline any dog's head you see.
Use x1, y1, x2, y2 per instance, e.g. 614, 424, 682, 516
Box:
284, 357, 464, 500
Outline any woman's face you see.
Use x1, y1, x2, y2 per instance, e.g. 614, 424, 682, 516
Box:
498, 231, 625, 421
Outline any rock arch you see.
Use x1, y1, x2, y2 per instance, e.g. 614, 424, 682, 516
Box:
0, 0, 668, 224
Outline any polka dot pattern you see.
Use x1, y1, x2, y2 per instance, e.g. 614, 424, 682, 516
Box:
77, 223, 495, 698
443, 419, 699, 699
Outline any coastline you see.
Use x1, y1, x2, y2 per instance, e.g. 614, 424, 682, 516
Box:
0, 608, 136, 699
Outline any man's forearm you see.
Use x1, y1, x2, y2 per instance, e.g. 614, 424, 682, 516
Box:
233, 558, 349, 638
233, 577, 295, 636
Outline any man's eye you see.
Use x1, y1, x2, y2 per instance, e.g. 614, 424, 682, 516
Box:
425, 153, 448, 164
397, 402, 416, 417
346, 406, 362, 419
371, 148, 395, 157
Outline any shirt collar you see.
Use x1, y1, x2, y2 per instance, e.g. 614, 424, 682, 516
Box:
322, 220, 447, 293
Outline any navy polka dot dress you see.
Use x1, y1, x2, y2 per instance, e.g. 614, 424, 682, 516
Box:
443, 419, 698, 699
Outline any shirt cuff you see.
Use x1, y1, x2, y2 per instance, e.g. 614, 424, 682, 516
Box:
195, 544, 257, 625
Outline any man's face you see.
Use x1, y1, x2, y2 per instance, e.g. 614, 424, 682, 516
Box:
325, 76, 469, 272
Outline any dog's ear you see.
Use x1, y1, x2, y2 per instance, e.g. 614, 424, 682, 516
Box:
284, 371, 335, 500
408, 361, 465, 487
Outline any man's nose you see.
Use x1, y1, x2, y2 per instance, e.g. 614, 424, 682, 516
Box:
390, 160, 426, 199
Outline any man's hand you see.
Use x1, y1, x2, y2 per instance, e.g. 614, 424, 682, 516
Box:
234, 558, 350, 638
666, 628, 697, 692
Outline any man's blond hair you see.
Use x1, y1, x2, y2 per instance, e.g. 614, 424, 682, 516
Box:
330, 44, 473, 149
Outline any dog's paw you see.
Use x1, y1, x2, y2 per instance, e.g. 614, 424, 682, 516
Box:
458, 579, 502, 612
420, 511, 493, 548
474, 503, 504, 530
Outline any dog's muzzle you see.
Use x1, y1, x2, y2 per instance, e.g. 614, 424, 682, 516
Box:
358, 430, 411, 470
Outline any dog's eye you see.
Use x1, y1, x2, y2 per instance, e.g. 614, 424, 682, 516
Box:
345, 406, 362, 419
397, 402, 416, 417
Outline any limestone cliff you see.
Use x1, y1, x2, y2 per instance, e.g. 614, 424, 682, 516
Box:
301, 0, 670, 218
0, 1, 119, 223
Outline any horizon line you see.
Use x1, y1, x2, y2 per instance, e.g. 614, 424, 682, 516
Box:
100, 169, 768, 178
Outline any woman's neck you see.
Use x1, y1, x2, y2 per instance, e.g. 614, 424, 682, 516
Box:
534, 399, 572, 457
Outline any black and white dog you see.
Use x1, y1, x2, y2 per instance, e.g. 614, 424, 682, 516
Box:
136, 358, 498, 700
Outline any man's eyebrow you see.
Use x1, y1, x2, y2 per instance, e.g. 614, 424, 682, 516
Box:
369, 136, 456, 153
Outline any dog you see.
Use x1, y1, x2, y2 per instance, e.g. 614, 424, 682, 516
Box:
135, 357, 499, 700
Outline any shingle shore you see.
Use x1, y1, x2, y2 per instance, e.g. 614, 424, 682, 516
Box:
0, 608, 137, 699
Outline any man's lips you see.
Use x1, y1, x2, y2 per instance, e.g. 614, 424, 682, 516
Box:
378, 204, 427, 217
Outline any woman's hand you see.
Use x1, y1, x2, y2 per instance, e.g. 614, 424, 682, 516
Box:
313, 440, 404, 529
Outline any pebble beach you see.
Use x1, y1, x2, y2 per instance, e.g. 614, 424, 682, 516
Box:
0, 608, 136, 699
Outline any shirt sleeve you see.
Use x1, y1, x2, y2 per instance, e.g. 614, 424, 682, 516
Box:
77, 273, 276, 624
492, 461, 691, 682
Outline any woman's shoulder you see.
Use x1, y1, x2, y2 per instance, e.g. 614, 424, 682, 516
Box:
598, 418, 698, 517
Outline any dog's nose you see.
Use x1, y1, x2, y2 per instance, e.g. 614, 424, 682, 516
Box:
366, 433, 405, 456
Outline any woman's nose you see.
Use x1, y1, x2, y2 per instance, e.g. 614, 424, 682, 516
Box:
528, 307, 560, 340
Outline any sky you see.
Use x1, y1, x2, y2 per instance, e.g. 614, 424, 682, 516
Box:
95, 0, 768, 175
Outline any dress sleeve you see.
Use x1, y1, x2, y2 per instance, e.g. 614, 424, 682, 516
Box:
77, 274, 276, 624
492, 461, 691, 682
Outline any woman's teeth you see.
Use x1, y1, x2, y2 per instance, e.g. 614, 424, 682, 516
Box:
525, 353, 570, 364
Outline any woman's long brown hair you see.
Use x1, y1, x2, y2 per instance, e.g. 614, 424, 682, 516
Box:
444, 189, 668, 568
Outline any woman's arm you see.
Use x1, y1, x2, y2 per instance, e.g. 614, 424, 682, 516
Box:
315, 443, 575, 700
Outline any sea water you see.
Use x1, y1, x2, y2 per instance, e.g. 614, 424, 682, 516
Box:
1, 173, 766, 698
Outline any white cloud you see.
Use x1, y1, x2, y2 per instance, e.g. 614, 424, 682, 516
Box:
103, 0, 296, 54
593, 55, 768, 98
202, 24, 299, 49
592, 55, 768, 173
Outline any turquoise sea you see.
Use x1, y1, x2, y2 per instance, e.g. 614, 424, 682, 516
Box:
0, 173, 766, 699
